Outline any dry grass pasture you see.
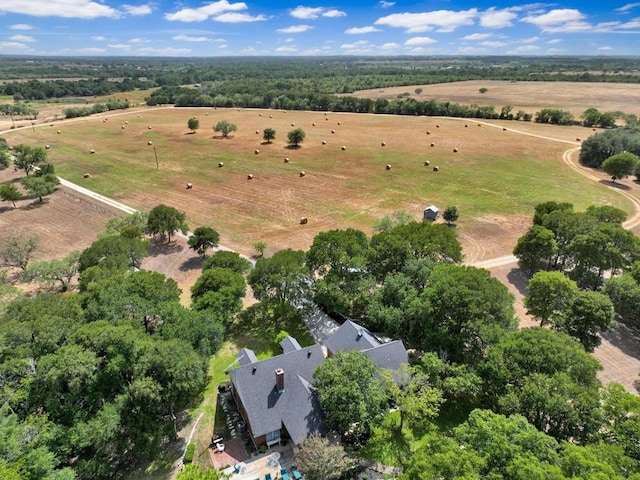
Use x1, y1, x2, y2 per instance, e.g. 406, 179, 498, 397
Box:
3, 106, 629, 260
350, 80, 640, 119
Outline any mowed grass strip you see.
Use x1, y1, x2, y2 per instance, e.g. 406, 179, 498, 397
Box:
6, 107, 630, 253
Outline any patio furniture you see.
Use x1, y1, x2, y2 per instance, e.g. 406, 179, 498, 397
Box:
281, 467, 288, 475
216, 443, 225, 453
265, 474, 272, 480
282, 474, 290, 480
293, 469, 302, 479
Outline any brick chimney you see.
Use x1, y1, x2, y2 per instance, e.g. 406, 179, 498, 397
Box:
275, 368, 285, 392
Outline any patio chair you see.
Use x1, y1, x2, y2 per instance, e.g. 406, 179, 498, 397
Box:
265, 473, 272, 480
292, 469, 302, 479
281, 467, 288, 475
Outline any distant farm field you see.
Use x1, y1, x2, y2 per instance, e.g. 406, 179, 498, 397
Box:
3, 106, 630, 259
349, 80, 640, 118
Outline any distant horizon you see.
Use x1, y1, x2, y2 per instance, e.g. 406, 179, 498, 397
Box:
1, 1, 640, 57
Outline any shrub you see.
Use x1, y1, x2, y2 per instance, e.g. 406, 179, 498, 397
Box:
184, 443, 195, 464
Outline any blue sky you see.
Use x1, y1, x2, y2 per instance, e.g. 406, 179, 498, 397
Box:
0, 0, 639, 56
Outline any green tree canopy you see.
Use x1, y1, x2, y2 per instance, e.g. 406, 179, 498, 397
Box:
293, 433, 356, 480
0, 235, 39, 271
202, 250, 252, 274
187, 116, 200, 132
524, 271, 578, 327
262, 127, 276, 143
602, 152, 639, 182
190, 267, 246, 317
20, 173, 59, 202
146, 204, 188, 243
213, 120, 237, 138
314, 350, 387, 436
187, 226, 220, 257
287, 127, 306, 146
11, 144, 46, 176
0, 182, 21, 207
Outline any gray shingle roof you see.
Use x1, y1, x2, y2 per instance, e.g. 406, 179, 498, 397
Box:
229, 343, 326, 445
237, 347, 259, 366
362, 340, 408, 371
324, 319, 380, 355
280, 336, 302, 353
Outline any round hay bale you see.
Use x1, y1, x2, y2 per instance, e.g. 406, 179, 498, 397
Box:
121, 125, 126, 129
256, 130, 260, 134
424, 160, 430, 166
186, 183, 193, 189
83, 173, 91, 178
137, 115, 140, 118
125, 121, 128, 124
300, 217, 308, 225
299, 171, 306, 177
430, 142, 435, 147
57, 130, 61, 134
205, 113, 209, 116
465, 124, 468, 128
90, 149, 95, 154
324, 112, 328, 116
381, 142, 386, 146
259, 113, 263, 117
291, 123, 295, 127
433, 166, 439, 172
45, 145, 50, 149
576, 137, 581, 142
282, 110, 287, 113
284, 157, 290, 163
312, 122, 316, 126
503, 127, 507, 131
254, 149, 260, 154
337, 121, 341, 125
478, 123, 481, 126
270, 115, 273, 118
325, 117, 329, 121
385, 164, 391, 170
103, 119, 107, 123
331, 130, 335, 134
436, 124, 440, 128
453, 147, 458, 153
218, 162, 224, 168
341, 145, 346, 151
426, 130, 431, 135
593, 128, 597, 131
322, 140, 327, 145
148, 126, 152, 129
247, 174, 254, 180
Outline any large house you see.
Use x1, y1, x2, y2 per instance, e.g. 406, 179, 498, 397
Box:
228, 320, 408, 449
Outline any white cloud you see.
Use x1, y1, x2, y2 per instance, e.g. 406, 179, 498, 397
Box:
136, 47, 192, 56
0, 0, 120, 19
323, 9, 346, 18
276, 46, 298, 52
91, 35, 106, 41
9, 24, 34, 30
345, 26, 381, 34
380, 42, 399, 49
73, 47, 107, 54
546, 38, 562, 44
598, 46, 614, 50
173, 34, 210, 42
379, 1, 395, 8
10, 35, 36, 42
521, 9, 585, 29
618, 18, 640, 28
108, 43, 132, 49
283, 37, 295, 42
616, 3, 640, 12
164, 0, 248, 22
456, 46, 489, 55
277, 24, 313, 33
479, 8, 517, 28
520, 36, 539, 43
122, 4, 152, 16
290, 6, 345, 19
375, 9, 477, 33
214, 12, 266, 22
129, 37, 150, 44
547, 47, 566, 54
461, 33, 492, 40
404, 36, 436, 46
0, 41, 33, 53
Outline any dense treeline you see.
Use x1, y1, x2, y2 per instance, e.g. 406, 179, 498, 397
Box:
0, 210, 230, 479
580, 127, 640, 168
2, 55, 640, 101
63, 99, 131, 119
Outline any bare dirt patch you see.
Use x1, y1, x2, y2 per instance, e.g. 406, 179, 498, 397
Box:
351, 80, 640, 118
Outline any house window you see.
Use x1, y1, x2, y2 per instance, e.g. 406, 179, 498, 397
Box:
266, 429, 281, 447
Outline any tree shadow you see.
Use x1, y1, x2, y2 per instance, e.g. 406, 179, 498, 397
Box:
180, 255, 204, 272
20, 198, 49, 210
212, 135, 234, 140
600, 179, 631, 190
260, 141, 273, 145
147, 240, 184, 257
184, 131, 197, 135
284, 145, 301, 150
507, 266, 529, 296
600, 320, 640, 362
0, 205, 14, 213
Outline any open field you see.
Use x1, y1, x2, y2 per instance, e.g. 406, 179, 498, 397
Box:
349, 80, 640, 118
3, 106, 629, 260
